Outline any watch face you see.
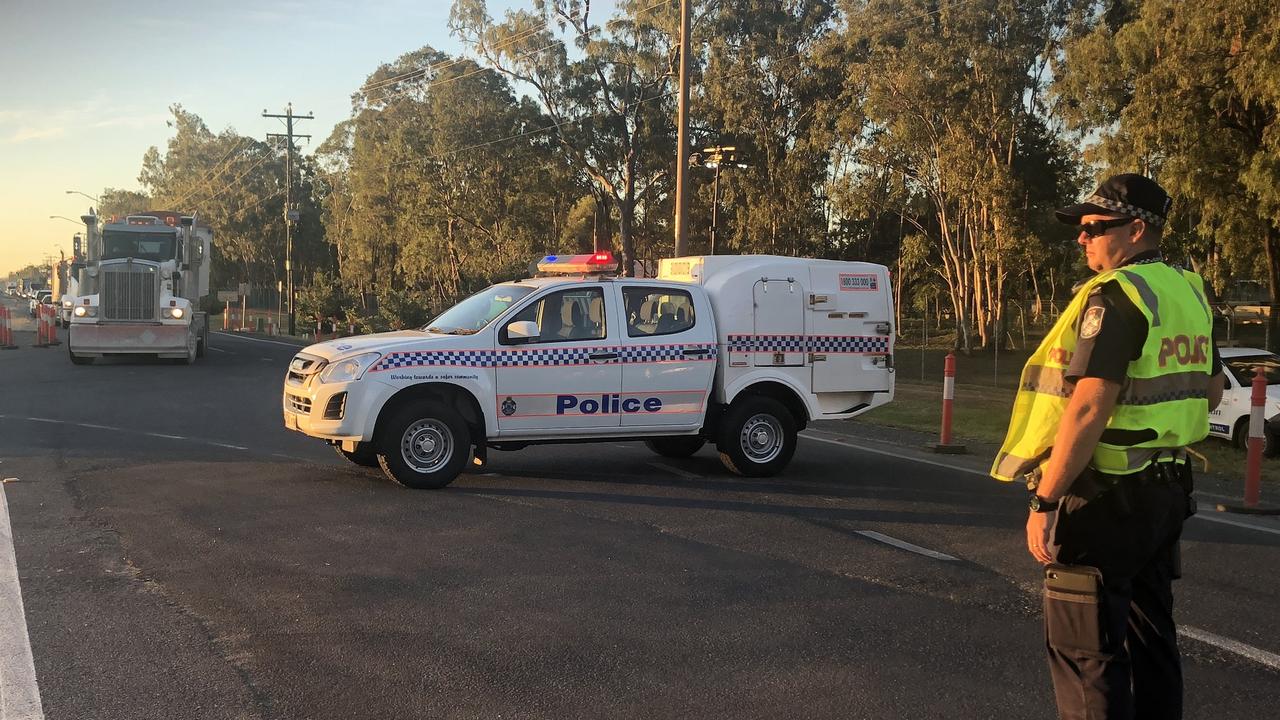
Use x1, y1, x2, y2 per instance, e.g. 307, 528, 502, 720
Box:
1029, 495, 1041, 511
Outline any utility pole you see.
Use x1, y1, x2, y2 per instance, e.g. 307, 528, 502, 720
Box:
672, 0, 692, 257
264, 103, 313, 336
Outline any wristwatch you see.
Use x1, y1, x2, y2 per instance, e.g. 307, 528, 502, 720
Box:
1029, 494, 1060, 513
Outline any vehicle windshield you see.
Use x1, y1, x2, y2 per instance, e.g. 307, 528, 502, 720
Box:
102, 230, 178, 262
423, 284, 536, 335
1224, 355, 1280, 386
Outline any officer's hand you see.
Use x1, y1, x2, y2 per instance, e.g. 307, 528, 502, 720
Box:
1026, 510, 1055, 564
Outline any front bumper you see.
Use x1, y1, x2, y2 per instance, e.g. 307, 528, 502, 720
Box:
282, 371, 392, 442
68, 322, 191, 357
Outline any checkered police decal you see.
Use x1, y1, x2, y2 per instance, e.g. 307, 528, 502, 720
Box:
727, 334, 889, 354
370, 342, 718, 372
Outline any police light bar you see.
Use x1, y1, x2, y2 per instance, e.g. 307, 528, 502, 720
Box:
536, 252, 618, 274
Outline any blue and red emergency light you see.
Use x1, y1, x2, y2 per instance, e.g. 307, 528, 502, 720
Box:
536, 252, 618, 274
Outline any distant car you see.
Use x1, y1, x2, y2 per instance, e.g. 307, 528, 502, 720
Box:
28, 290, 53, 317
1208, 347, 1280, 456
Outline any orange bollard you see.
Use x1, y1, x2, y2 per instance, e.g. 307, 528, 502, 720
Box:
931, 352, 967, 453
33, 305, 46, 346
0, 306, 15, 349
47, 305, 60, 346
1244, 366, 1266, 507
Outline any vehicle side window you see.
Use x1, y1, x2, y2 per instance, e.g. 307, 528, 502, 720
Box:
503, 287, 606, 344
623, 287, 695, 337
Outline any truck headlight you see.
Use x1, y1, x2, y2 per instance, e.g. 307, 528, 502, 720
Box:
317, 352, 381, 383
73, 306, 97, 318
164, 307, 186, 319
62, 299, 73, 309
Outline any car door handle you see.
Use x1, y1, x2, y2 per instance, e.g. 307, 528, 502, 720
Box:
681, 348, 711, 357
589, 351, 619, 361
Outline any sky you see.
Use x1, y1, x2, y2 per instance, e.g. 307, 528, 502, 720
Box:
0, 0, 560, 276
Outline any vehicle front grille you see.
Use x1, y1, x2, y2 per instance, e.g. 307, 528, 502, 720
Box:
286, 353, 326, 385
286, 394, 312, 414
101, 264, 158, 320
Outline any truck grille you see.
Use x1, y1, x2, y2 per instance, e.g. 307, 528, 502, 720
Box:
286, 393, 312, 414
102, 265, 158, 320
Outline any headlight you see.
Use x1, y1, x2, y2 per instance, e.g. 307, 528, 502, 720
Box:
164, 307, 186, 319
73, 306, 98, 318
317, 352, 381, 383
62, 299, 73, 309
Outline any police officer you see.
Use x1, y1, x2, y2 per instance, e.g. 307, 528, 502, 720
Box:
991, 174, 1225, 719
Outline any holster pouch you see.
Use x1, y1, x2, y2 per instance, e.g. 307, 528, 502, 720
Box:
1044, 564, 1112, 657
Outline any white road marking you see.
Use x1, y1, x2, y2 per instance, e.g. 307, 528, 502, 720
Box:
211, 332, 304, 349
800, 431, 1280, 536
800, 432, 989, 477
207, 442, 250, 451
206, 347, 229, 354
1179, 626, 1280, 672
145, 432, 186, 440
648, 462, 702, 480
0, 415, 249, 454
855, 530, 958, 561
0, 484, 46, 719
1192, 512, 1280, 536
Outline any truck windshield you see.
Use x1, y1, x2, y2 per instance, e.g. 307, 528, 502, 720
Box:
424, 284, 535, 335
102, 230, 178, 262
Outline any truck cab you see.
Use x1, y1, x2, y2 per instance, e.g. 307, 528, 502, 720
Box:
284, 253, 894, 489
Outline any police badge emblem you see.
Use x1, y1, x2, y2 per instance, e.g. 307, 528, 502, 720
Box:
501, 397, 517, 416
1080, 306, 1105, 339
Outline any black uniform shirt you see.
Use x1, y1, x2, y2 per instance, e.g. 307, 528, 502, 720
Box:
1066, 251, 1222, 385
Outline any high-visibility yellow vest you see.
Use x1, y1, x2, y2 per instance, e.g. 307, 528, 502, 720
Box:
991, 261, 1214, 482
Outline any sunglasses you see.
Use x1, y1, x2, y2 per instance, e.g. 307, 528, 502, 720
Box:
1079, 217, 1136, 238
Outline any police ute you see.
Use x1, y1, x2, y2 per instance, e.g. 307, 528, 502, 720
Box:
1207, 347, 1280, 455
282, 253, 895, 488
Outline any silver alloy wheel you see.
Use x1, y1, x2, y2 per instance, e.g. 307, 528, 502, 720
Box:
400, 418, 454, 473
739, 413, 784, 464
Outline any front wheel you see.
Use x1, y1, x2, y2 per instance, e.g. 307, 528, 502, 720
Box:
716, 396, 797, 477
376, 400, 470, 489
69, 349, 93, 365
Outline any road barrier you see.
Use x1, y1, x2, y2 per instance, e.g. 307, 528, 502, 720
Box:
0, 307, 17, 349
931, 352, 966, 454
1244, 365, 1266, 507
34, 305, 60, 347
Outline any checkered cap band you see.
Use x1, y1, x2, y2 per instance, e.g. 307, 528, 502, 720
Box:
1084, 195, 1166, 228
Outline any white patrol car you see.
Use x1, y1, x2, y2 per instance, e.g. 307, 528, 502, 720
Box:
283, 253, 895, 488
1208, 346, 1280, 455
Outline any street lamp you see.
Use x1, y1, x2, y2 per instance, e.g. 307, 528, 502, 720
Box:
49, 215, 83, 225
65, 189, 100, 203
688, 146, 747, 255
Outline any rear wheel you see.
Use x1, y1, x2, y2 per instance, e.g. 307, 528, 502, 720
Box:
716, 396, 797, 477
333, 442, 379, 468
1231, 417, 1278, 456
644, 436, 706, 458
376, 400, 470, 489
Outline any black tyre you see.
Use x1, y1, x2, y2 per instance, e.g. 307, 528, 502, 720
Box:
376, 400, 470, 489
196, 336, 206, 358
69, 349, 93, 365
333, 442, 379, 468
716, 395, 797, 477
644, 436, 706, 458
1231, 417, 1278, 457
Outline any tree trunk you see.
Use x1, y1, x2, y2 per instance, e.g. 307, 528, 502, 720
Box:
1266, 224, 1280, 353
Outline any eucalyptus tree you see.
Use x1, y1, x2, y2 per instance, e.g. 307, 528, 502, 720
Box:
318, 45, 577, 308
821, 0, 1075, 350
1053, 0, 1280, 349
450, 0, 679, 273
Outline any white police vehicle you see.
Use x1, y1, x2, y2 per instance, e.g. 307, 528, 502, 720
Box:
283, 253, 895, 488
1208, 347, 1280, 455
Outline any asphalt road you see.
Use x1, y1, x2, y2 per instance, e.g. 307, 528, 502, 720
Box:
1, 294, 1278, 719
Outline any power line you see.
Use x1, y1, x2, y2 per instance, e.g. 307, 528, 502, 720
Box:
170, 135, 256, 209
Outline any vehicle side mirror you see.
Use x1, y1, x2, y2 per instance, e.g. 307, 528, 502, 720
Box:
506, 320, 539, 341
